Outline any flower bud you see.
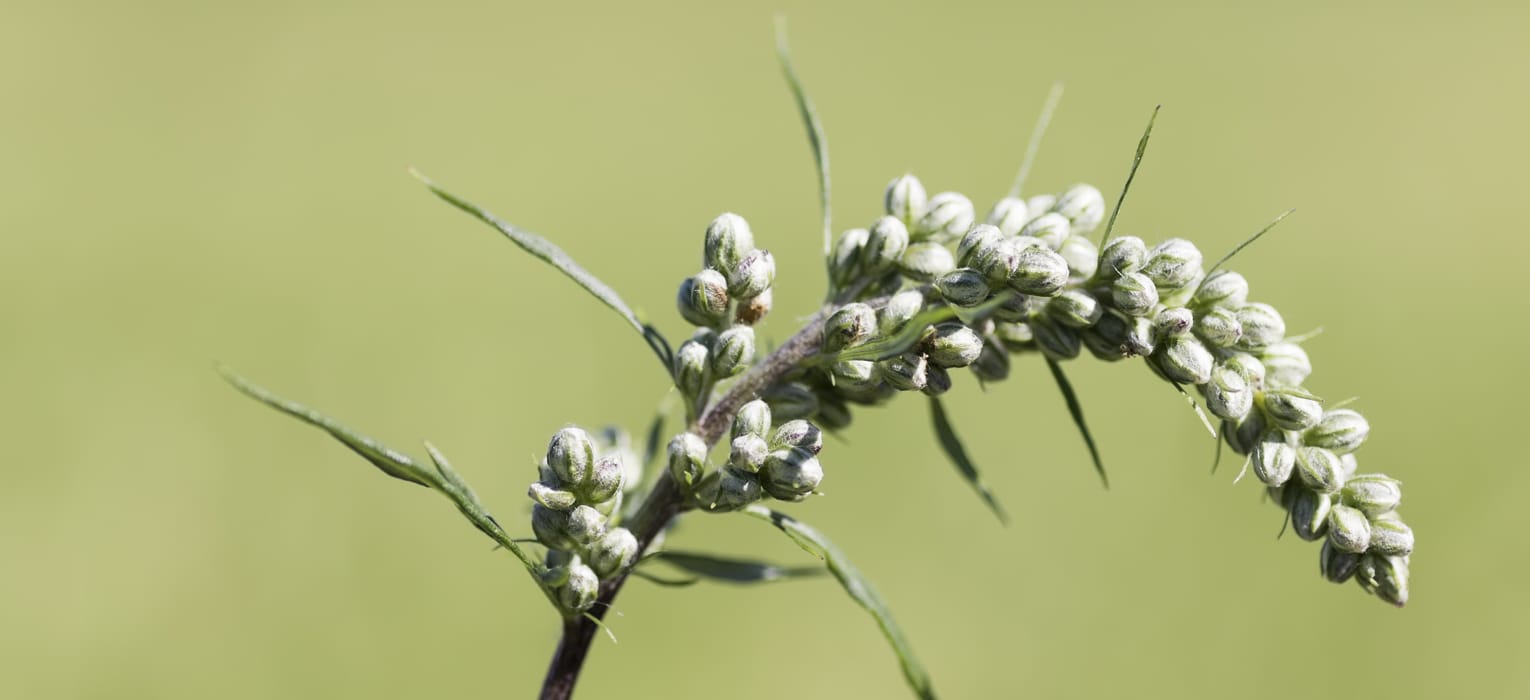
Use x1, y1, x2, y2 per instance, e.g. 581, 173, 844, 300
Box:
1058, 235, 1099, 280
1110, 272, 1159, 316
1052, 183, 1106, 234
878, 290, 925, 336
815, 393, 853, 430
1340, 474, 1402, 516
993, 321, 1034, 351
1262, 389, 1323, 431
1098, 235, 1147, 277
761, 447, 825, 501
970, 339, 1011, 382
900, 241, 957, 281
531, 504, 578, 551
1150, 335, 1214, 385
830, 228, 869, 288
763, 382, 818, 421
914, 191, 975, 243
673, 339, 710, 397
1018, 212, 1070, 250
1046, 289, 1102, 328
730, 433, 769, 473
1194, 307, 1242, 348
559, 562, 600, 612
1191, 270, 1249, 311
1296, 446, 1344, 494
546, 427, 595, 489
1234, 303, 1285, 350
1252, 440, 1296, 487
589, 527, 639, 578
878, 351, 929, 392
984, 196, 1029, 236
935, 268, 991, 307
1222, 353, 1266, 390
864, 216, 910, 275
1030, 318, 1082, 360
711, 326, 755, 378
823, 303, 877, 353
1082, 313, 1128, 361
1303, 409, 1369, 454
704, 212, 755, 272
528, 481, 578, 511
667, 432, 708, 486
727, 249, 775, 299
1339, 453, 1359, 479
1204, 365, 1254, 422
1368, 517, 1414, 556
735, 287, 772, 325
1226, 409, 1267, 455
1025, 193, 1057, 216
1291, 489, 1332, 542
700, 466, 763, 511
1152, 307, 1194, 340
584, 455, 624, 504
772, 419, 823, 454
957, 223, 1004, 267
1321, 540, 1363, 584
1327, 504, 1372, 553
884, 173, 927, 227
566, 504, 607, 546
1142, 238, 1204, 289
1010, 246, 1070, 296
832, 359, 875, 384
1356, 553, 1409, 607
922, 364, 953, 396
678, 269, 730, 327
732, 400, 772, 440
1260, 342, 1311, 388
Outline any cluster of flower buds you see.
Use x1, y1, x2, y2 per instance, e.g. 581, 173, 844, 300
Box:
673, 214, 775, 405
527, 427, 640, 612
667, 399, 825, 512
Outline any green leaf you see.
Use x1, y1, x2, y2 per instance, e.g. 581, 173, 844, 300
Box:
774, 16, 832, 256
1170, 382, 1218, 438
825, 293, 1014, 365
630, 569, 701, 588
743, 505, 936, 700
928, 397, 1009, 524
1007, 82, 1065, 199
1202, 208, 1294, 281
1100, 105, 1161, 247
410, 168, 674, 375
1044, 359, 1109, 488
653, 550, 824, 584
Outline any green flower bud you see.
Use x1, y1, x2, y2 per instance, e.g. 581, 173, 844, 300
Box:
1253, 440, 1296, 487
864, 216, 910, 275
589, 527, 639, 579
1296, 446, 1345, 494
1327, 504, 1373, 553
1018, 212, 1070, 250
732, 400, 772, 440
984, 196, 1030, 236
815, 393, 853, 430
559, 561, 600, 612
1031, 317, 1082, 360
1340, 474, 1402, 516
704, 212, 754, 273
763, 382, 819, 421
540, 550, 573, 586
1010, 246, 1070, 296
1098, 235, 1147, 277
1152, 307, 1194, 340
761, 447, 825, 501
735, 287, 772, 325
1204, 365, 1254, 422
914, 191, 975, 243
584, 455, 624, 504
994, 321, 1034, 351
878, 351, 929, 392
678, 269, 730, 327
772, 419, 823, 454
1052, 183, 1106, 234
1150, 335, 1214, 385
1356, 553, 1409, 607
1234, 303, 1285, 350
1339, 453, 1359, 479
878, 289, 925, 334
700, 466, 764, 511
710, 326, 755, 378
1194, 307, 1242, 348
1368, 517, 1414, 556
673, 339, 710, 397
1226, 409, 1268, 455
1321, 540, 1363, 584
1262, 389, 1323, 431
988, 293, 1036, 326
832, 359, 875, 384
1142, 238, 1204, 289
667, 432, 708, 486
547, 427, 595, 489
1025, 193, 1057, 216
922, 364, 953, 396
1260, 342, 1311, 388
1191, 270, 1249, 310
1303, 409, 1369, 454
884, 173, 927, 227
727, 249, 775, 299
1046, 289, 1102, 328
566, 504, 607, 546
900, 241, 957, 281
1291, 489, 1332, 542
935, 268, 992, 307
1222, 353, 1267, 390
957, 223, 1004, 266
1058, 235, 1099, 280
531, 504, 578, 551
823, 302, 877, 353
528, 481, 578, 511
830, 228, 869, 288
970, 339, 1011, 382
1110, 272, 1160, 316
730, 433, 769, 473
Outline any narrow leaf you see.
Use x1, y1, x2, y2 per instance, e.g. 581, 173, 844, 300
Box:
743, 505, 936, 700
423, 442, 533, 567
1201, 208, 1295, 281
928, 397, 1009, 523
827, 293, 1013, 365
631, 569, 701, 587
1171, 383, 1218, 438
774, 16, 832, 256
654, 550, 824, 584
1045, 358, 1109, 488
411, 169, 673, 374
1100, 105, 1161, 246
1211, 426, 1224, 474
1007, 82, 1066, 199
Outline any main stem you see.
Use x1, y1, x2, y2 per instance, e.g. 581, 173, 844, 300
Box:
537, 312, 831, 700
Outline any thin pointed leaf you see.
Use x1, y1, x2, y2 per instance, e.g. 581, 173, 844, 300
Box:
774, 16, 831, 256
1100, 105, 1161, 246
1045, 358, 1109, 488
1202, 208, 1295, 280
1007, 82, 1065, 198
928, 397, 1009, 524
411, 169, 673, 374
631, 569, 702, 587
422, 442, 539, 571
642, 410, 665, 470
826, 294, 1013, 365
1285, 327, 1325, 344
742, 505, 936, 700
1211, 426, 1224, 474
654, 550, 825, 584
1171, 383, 1218, 438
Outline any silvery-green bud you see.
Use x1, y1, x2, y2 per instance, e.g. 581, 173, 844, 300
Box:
763, 382, 818, 421
1260, 342, 1311, 387
567, 504, 607, 546
914, 192, 975, 243
727, 249, 775, 299
879, 289, 925, 335
922, 364, 953, 396
830, 228, 869, 289
1368, 517, 1414, 556
547, 427, 595, 489
815, 393, 852, 430
1052, 183, 1106, 234
1191, 270, 1249, 311
971, 339, 1011, 382
1234, 303, 1285, 350
736, 287, 772, 325
678, 269, 730, 327
864, 216, 910, 275
1082, 313, 1128, 361
1018, 212, 1070, 249
528, 481, 578, 511
1110, 272, 1159, 316
711, 326, 755, 378
1150, 335, 1214, 385
732, 400, 772, 440
1321, 540, 1363, 584
1204, 365, 1254, 422
730, 433, 769, 473
772, 419, 823, 454
1025, 193, 1057, 216
823, 303, 877, 353
1356, 553, 1409, 607
1226, 410, 1268, 455
1339, 453, 1359, 479
1010, 246, 1070, 296
1253, 440, 1296, 487
761, 447, 824, 501
935, 268, 991, 307
878, 352, 929, 392
1045, 289, 1102, 328
667, 432, 708, 486
559, 562, 599, 612
994, 321, 1034, 351
884, 173, 927, 227
1194, 307, 1242, 348
584, 455, 624, 504
1152, 307, 1194, 340
1340, 474, 1402, 516
589, 527, 639, 579
1142, 238, 1204, 289
832, 359, 875, 384
1291, 489, 1332, 542
704, 212, 754, 272
703, 466, 763, 511
1327, 504, 1373, 553
1123, 316, 1155, 356
1262, 389, 1323, 430
1303, 409, 1369, 454
673, 340, 710, 397
1296, 446, 1345, 494
1031, 318, 1082, 360
985, 197, 1030, 236
531, 504, 577, 551
956, 223, 1003, 266
1098, 235, 1147, 277
900, 241, 956, 281
1058, 235, 1099, 280
1222, 353, 1267, 390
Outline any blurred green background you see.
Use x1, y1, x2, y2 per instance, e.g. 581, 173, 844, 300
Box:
4, 0, 1526, 697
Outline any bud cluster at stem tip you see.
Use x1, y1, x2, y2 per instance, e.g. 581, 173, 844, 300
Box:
528, 427, 639, 612
669, 398, 827, 513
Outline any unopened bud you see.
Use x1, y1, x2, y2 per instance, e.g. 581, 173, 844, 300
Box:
832, 359, 875, 384
1111, 272, 1160, 316
1356, 553, 1409, 607
830, 227, 869, 288
1082, 313, 1128, 361
1194, 307, 1242, 348
678, 270, 730, 327
1260, 342, 1311, 387
584, 456, 624, 504
567, 505, 606, 546
1025, 193, 1057, 216
914, 192, 975, 243
1368, 517, 1414, 556
1262, 389, 1323, 431
761, 447, 825, 501
878, 352, 929, 392
763, 382, 819, 421
673, 340, 710, 397
1291, 488, 1332, 542
900, 241, 956, 281
1152, 307, 1194, 340
1234, 303, 1285, 350
730, 433, 769, 473
1253, 440, 1296, 487
1046, 289, 1103, 328
935, 268, 992, 307
1018, 212, 1070, 249
1226, 410, 1268, 455
1303, 409, 1369, 454
1204, 365, 1254, 422
1058, 235, 1099, 280
957, 223, 1003, 267
1031, 317, 1082, 360
1296, 446, 1345, 494
732, 400, 772, 440
772, 419, 823, 454
823, 303, 877, 353
666, 432, 708, 486
1098, 235, 1147, 277
1340, 474, 1402, 516
1052, 183, 1106, 234
701, 466, 764, 511
1327, 504, 1372, 553
971, 339, 1011, 382
1222, 353, 1267, 390
922, 364, 953, 396
1191, 270, 1249, 310
1010, 246, 1070, 296
994, 321, 1034, 351
1150, 335, 1214, 385
528, 481, 578, 511
559, 562, 600, 612
589, 527, 639, 578
711, 326, 755, 378
1321, 540, 1363, 584
704, 212, 755, 272
727, 249, 775, 299
735, 287, 772, 325
815, 393, 853, 430
879, 289, 926, 335
531, 505, 578, 551
547, 427, 595, 489
885, 173, 928, 227
984, 196, 1029, 236
1142, 238, 1204, 289
864, 216, 910, 275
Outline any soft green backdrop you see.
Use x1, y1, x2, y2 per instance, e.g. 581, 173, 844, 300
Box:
4, 0, 1525, 697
